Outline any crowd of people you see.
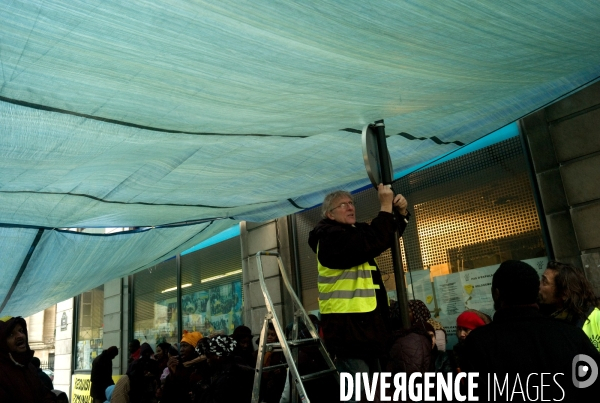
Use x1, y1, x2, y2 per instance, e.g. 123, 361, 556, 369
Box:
309, 186, 600, 402
2, 186, 600, 402
88, 327, 274, 402
84, 260, 599, 402
93, 319, 336, 403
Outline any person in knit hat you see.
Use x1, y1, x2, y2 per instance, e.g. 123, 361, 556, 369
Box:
181, 330, 203, 349
161, 330, 203, 402
0, 316, 56, 402
192, 335, 253, 403
448, 310, 489, 374
456, 310, 487, 342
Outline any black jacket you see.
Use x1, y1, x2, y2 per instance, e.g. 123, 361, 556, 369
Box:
0, 317, 55, 403
387, 329, 431, 375
161, 353, 201, 403
193, 358, 254, 403
36, 367, 54, 391
90, 351, 115, 400
308, 210, 409, 359
127, 347, 160, 403
462, 306, 600, 401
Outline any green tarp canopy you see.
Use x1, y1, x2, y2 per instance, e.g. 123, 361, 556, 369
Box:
1, 0, 599, 316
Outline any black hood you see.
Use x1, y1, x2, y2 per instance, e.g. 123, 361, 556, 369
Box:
0, 316, 34, 366
140, 342, 154, 357
308, 218, 348, 253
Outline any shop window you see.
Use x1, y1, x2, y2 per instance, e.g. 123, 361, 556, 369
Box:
133, 258, 179, 352
75, 285, 104, 371
181, 236, 243, 336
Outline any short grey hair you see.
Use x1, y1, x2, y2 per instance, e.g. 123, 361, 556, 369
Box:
321, 190, 353, 218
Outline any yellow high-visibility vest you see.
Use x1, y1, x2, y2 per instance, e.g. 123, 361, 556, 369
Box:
317, 246, 379, 314
582, 307, 600, 352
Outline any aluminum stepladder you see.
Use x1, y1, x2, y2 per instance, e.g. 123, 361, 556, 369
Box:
251, 251, 339, 403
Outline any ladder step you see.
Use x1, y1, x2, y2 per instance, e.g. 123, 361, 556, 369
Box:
251, 252, 340, 403
259, 363, 288, 373
287, 337, 321, 348
267, 337, 320, 349
300, 368, 338, 382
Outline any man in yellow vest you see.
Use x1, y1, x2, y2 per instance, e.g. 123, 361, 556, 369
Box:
308, 184, 409, 401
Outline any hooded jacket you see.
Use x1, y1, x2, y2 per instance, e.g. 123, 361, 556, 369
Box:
307, 210, 409, 359
160, 347, 201, 403
91, 348, 118, 400
463, 306, 600, 400
0, 317, 56, 403
104, 384, 115, 403
127, 342, 160, 403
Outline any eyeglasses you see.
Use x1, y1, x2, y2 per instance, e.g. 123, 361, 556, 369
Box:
330, 201, 354, 211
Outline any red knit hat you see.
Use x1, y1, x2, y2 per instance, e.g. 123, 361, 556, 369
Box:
456, 311, 486, 330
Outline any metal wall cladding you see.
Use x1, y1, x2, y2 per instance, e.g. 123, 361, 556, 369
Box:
295, 136, 546, 292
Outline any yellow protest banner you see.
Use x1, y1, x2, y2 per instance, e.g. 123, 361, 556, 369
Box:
71, 374, 121, 403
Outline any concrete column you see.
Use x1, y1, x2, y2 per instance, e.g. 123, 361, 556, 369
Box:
103, 278, 124, 374
240, 219, 293, 337
54, 298, 74, 394
121, 276, 131, 373
521, 81, 600, 293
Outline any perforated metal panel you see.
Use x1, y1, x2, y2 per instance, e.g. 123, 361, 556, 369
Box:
295, 136, 546, 293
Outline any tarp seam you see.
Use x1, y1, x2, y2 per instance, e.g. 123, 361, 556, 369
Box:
0, 96, 309, 138
0, 228, 44, 314
0, 190, 276, 209
0, 217, 229, 232
340, 128, 466, 146
287, 198, 307, 209
127, 220, 216, 275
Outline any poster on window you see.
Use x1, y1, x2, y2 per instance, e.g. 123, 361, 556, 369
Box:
134, 297, 178, 347
459, 256, 548, 315
149, 281, 243, 338
182, 291, 208, 332
205, 281, 243, 334
76, 340, 92, 370
432, 256, 550, 350
405, 269, 435, 311
433, 272, 464, 316
175, 281, 243, 335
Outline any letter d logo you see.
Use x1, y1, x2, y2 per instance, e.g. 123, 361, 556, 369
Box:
572, 354, 599, 388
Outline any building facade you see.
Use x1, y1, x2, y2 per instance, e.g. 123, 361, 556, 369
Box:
35, 81, 600, 399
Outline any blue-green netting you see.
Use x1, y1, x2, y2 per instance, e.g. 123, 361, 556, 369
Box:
1, 0, 600, 316
0, 220, 234, 316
